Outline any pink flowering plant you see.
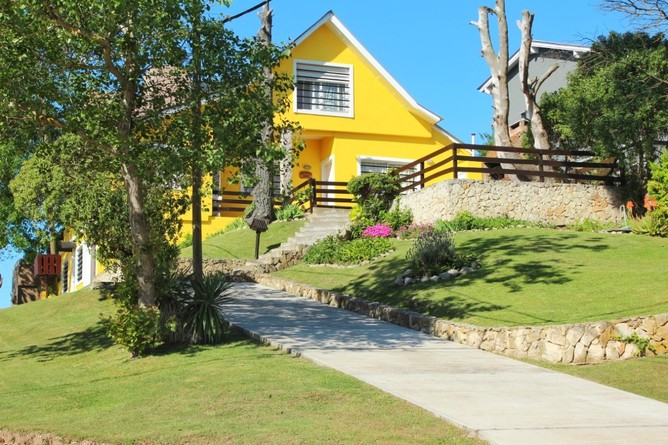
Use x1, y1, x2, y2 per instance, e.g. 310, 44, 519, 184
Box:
361, 224, 394, 238
396, 223, 434, 239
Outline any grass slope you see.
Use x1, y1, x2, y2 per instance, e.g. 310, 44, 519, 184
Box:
275, 228, 668, 327
180, 220, 304, 260
0, 290, 484, 445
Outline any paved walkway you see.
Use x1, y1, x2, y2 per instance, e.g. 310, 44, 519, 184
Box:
225, 282, 668, 445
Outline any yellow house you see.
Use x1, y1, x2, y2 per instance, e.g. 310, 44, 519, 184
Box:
187, 11, 477, 238
54, 11, 477, 296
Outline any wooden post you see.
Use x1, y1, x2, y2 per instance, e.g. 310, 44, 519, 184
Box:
309, 178, 316, 213
452, 147, 458, 179
539, 151, 545, 182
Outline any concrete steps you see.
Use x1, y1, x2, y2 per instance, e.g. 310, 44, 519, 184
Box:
246, 207, 351, 273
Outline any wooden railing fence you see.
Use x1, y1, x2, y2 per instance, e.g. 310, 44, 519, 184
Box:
212, 143, 623, 216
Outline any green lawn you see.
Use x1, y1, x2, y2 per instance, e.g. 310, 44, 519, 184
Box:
180, 219, 304, 260
534, 355, 668, 403
274, 228, 668, 327
0, 289, 484, 445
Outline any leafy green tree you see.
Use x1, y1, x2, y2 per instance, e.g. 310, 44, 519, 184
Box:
542, 32, 668, 188
0, 1, 296, 305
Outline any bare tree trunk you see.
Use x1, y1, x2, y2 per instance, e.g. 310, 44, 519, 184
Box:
279, 128, 294, 205
120, 162, 156, 307
473, 0, 512, 147
517, 10, 558, 151
251, 2, 275, 222
473, 0, 525, 181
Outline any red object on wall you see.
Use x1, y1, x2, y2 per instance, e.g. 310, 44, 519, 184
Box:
299, 170, 313, 179
34, 254, 62, 276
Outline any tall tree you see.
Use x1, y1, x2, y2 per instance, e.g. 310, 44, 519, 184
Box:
0, 1, 190, 306
472, 0, 512, 147
542, 32, 668, 187
517, 10, 558, 151
250, 2, 276, 222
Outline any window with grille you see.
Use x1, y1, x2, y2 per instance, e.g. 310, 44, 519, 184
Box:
76, 247, 83, 282
360, 159, 421, 191
296, 61, 352, 116
62, 258, 69, 293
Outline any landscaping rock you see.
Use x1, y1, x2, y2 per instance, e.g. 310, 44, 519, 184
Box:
429, 275, 439, 282
447, 268, 459, 277
394, 276, 405, 286
404, 277, 414, 286
420, 276, 430, 283
459, 266, 475, 275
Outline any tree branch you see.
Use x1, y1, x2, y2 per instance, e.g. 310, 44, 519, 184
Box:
39, 2, 128, 86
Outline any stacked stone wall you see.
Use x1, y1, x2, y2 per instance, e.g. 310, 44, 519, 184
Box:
254, 275, 668, 364
399, 180, 625, 226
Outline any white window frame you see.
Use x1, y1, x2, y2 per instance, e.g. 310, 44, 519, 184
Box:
294, 59, 354, 118
357, 155, 422, 192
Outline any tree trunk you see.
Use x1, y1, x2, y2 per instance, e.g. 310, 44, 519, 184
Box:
190, 7, 204, 282
473, 0, 512, 147
251, 2, 275, 222
279, 128, 294, 205
473, 0, 524, 180
518, 10, 558, 152
120, 162, 157, 307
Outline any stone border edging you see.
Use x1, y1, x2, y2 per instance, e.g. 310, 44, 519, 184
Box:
251, 274, 668, 364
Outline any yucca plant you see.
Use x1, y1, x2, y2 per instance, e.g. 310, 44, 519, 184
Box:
181, 273, 233, 345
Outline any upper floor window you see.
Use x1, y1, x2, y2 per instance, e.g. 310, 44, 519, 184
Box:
295, 60, 353, 117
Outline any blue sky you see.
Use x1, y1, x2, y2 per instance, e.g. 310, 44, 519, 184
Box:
0, 1, 632, 309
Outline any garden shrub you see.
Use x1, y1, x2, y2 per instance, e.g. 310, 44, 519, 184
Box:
647, 152, 668, 229
275, 203, 305, 221
103, 303, 163, 358
304, 236, 393, 265
568, 218, 613, 232
380, 206, 413, 230
181, 273, 233, 345
406, 230, 457, 276
347, 172, 399, 223
396, 223, 435, 239
434, 212, 542, 232
630, 212, 668, 237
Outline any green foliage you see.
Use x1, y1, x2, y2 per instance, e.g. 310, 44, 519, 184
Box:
630, 212, 668, 237
380, 206, 414, 231
648, 152, 668, 221
406, 231, 456, 276
181, 273, 233, 345
434, 212, 535, 232
178, 233, 193, 249
303, 236, 394, 265
568, 219, 613, 232
347, 173, 400, 223
275, 203, 305, 221
542, 31, 668, 183
102, 279, 164, 357
614, 332, 656, 357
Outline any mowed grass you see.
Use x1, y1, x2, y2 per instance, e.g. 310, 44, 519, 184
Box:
180, 219, 304, 260
534, 355, 668, 403
274, 228, 668, 327
0, 289, 484, 445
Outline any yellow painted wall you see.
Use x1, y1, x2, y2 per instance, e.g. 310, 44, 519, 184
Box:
279, 24, 435, 139
178, 16, 482, 240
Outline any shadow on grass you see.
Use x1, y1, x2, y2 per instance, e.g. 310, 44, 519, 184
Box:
0, 322, 113, 362
321, 232, 612, 324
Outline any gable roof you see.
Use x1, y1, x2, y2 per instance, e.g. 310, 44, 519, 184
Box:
477, 40, 590, 94
293, 11, 461, 143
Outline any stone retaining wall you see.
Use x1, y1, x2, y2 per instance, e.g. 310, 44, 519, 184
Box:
254, 275, 668, 364
400, 180, 625, 226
